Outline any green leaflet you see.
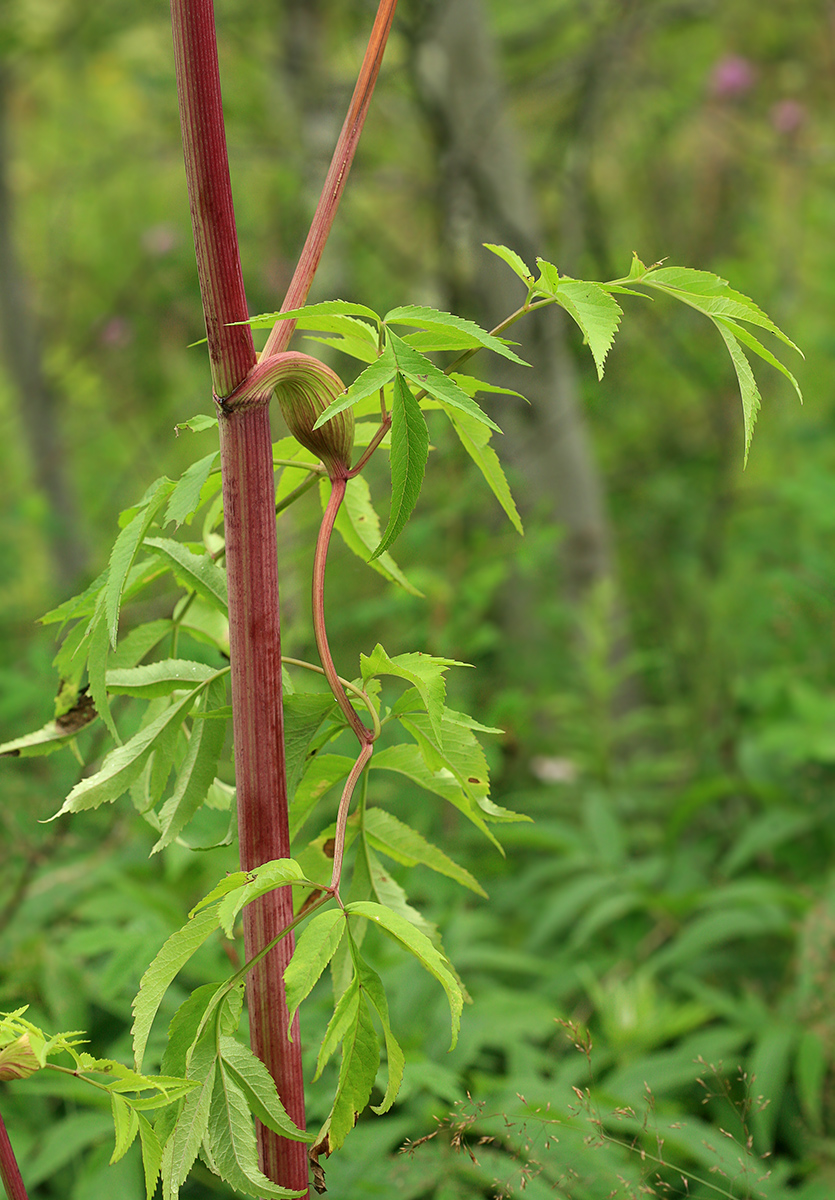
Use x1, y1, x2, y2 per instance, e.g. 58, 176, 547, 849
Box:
106, 659, 223, 698
319, 994, 379, 1154
329, 475, 421, 595
218, 1037, 311, 1141
363, 807, 487, 897
283, 691, 340, 799
313, 340, 396, 426
208, 1061, 306, 1198
360, 643, 467, 742
144, 537, 228, 615
384, 304, 529, 367
536, 260, 622, 381
175, 413, 218, 434
132, 904, 222, 1071
483, 242, 535, 284
284, 908, 347, 1027
371, 372, 429, 560
364, 845, 436, 938
164, 451, 220, 528
0, 705, 97, 758
108, 619, 174, 670
153, 677, 229, 853
715, 322, 763, 466
216, 859, 306, 939
138, 1114, 163, 1200
346, 902, 464, 1048
106, 478, 175, 648
371, 741, 499, 850
447, 407, 523, 534
242, 298, 382, 328
290, 753, 354, 840
88, 602, 118, 741
387, 331, 501, 432
50, 687, 200, 821
162, 1028, 218, 1198
354, 958, 405, 1115
110, 1092, 139, 1163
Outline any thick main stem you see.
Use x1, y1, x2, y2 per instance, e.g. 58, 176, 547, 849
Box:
170, 1, 307, 1192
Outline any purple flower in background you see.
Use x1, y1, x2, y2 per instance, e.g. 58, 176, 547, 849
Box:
709, 55, 755, 100
99, 316, 133, 348
771, 99, 806, 136
141, 223, 179, 256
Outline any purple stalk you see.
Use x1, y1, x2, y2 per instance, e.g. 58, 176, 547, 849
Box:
170, 1, 307, 1191
0, 1111, 29, 1200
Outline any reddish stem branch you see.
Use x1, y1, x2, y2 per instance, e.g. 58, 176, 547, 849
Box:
0, 1111, 29, 1200
262, 0, 400, 359
312, 476, 374, 745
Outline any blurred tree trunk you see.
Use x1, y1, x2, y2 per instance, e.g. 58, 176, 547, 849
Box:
0, 65, 88, 591
405, 0, 615, 608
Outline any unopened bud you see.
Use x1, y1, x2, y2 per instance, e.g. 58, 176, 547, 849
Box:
0, 1033, 41, 1081
269, 352, 353, 479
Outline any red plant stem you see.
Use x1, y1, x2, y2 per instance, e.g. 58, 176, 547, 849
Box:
262, 0, 400, 359
170, 1, 308, 1193
313, 478, 374, 746
0, 1111, 29, 1200
329, 741, 373, 894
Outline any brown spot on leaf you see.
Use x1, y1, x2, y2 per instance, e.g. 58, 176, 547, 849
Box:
323, 838, 336, 858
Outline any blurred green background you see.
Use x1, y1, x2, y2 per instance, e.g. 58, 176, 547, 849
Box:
2, 0, 835, 1196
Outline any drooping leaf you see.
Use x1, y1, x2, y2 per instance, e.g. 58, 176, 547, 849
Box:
320, 995, 379, 1154
138, 1113, 164, 1200
363, 807, 486, 896
163, 1028, 218, 1197
346, 901, 464, 1048
153, 677, 229, 853
354, 957, 405, 1115
641, 266, 803, 355
447, 409, 523, 534
110, 1092, 140, 1164
132, 904, 222, 1070
144, 538, 228, 614
284, 908, 347, 1029
208, 1061, 305, 1198
50, 687, 200, 822
536, 261, 622, 380
218, 1037, 312, 1141
328, 475, 421, 595
371, 373, 429, 560
714, 322, 762, 465
384, 305, 529, 366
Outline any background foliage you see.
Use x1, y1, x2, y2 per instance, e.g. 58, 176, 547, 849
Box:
1, 0, 834, 1196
